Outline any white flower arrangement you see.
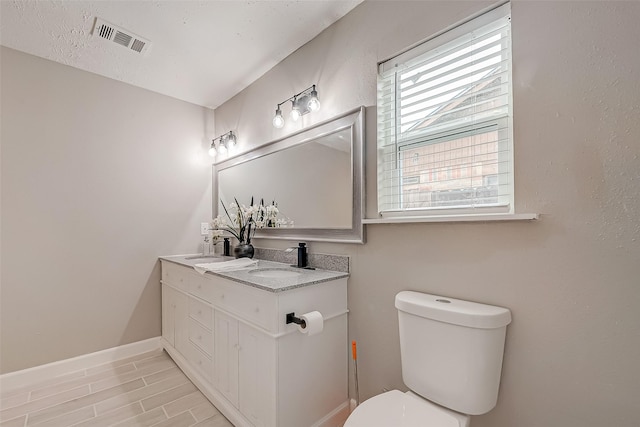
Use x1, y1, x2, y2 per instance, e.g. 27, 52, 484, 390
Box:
210, 197, 288, 244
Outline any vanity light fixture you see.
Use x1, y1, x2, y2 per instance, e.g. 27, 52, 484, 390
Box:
209, 130, 236, 157
272, 85, 320, 128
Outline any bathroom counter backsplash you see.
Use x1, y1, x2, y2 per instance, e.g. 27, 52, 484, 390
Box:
160, 254, 349, 293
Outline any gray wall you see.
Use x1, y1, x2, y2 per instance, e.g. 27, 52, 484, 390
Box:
1, 47, 214, 373
213, 1, 640, 426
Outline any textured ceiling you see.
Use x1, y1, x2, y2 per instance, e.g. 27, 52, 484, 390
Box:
0, 0, 362, 108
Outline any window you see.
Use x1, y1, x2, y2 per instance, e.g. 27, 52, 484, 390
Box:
377, 3, 513, 218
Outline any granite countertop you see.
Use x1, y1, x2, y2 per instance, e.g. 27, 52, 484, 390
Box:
160, 254, 349, 293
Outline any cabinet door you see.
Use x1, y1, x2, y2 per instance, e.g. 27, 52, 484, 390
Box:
239, 323, 276, 427
161, 285, 175, 346
214, 311, 239, 408
173, 290, 188, 356
162, 285, 188, 356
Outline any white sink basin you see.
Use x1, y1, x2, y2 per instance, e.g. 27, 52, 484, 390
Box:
248, 268, 302, 279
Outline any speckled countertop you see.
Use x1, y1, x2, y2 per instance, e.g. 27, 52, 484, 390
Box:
160, 255, 349, 293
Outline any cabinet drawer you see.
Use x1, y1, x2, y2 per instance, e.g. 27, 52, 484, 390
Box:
215, 280, 277, 331
185, 342, 213, 383
161, 262, 188, 290
189, 297, 213, 330
189, 273, 214, 303
189, 318, 213, 357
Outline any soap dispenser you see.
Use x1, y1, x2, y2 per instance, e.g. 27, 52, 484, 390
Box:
202, 236, 212, 255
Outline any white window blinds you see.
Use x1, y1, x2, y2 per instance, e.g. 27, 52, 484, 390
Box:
377, 3, 513, 217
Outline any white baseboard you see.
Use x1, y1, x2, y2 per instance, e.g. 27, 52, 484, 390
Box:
313, 400, 350, 427
0, 337, 162, 393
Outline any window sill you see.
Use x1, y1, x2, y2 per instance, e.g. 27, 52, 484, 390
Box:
362, 213, 539, 224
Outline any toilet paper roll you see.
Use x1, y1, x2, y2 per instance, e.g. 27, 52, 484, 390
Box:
298, 311, 324, 336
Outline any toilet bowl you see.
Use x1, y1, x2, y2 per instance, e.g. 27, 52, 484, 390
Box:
343, 291, 511, 427
344, 390, 469, 427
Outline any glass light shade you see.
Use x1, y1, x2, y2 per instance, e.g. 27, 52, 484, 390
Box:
307, 95, 320, 112
290, 98, 301, 121
208, 144, 216, 157
227, 132, 236, 147
290, 106, 301, 121
273, 109, 285, 128
218, 141, 228, 154
308, 87, 320, 111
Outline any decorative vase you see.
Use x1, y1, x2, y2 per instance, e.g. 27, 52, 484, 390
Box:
234, 242, 254, 259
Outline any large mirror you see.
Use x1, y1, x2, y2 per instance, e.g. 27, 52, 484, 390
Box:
214, 106, 365, 243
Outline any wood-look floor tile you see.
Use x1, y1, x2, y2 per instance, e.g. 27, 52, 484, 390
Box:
0, 392, 29, 411
0, 414, 26, 427
140, 382, 197, 412
85, 349, 163, 376
28, 405, 94, 427
0, 370, 86, 399
0, 385, 90, 423
192, 413, 234, 427
163, 390, 208, 418
189, 400, 220, 422
72, 402, 144, 427
26, 379, 144, 426
1, 349, 235, 427
30, 363, 136, 401
152, 410, 196, 427
111, 406, 166, 427
133, 353, 174, 371
90, 359, 176, 393
94, 372, 189, 415
143, 367, 183, 386
0, 387, 27, 400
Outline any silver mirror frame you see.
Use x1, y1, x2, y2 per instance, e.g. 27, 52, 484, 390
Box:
213, 106, 365, 244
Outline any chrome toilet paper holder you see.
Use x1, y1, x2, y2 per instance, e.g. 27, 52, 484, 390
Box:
286, 312, 306, 328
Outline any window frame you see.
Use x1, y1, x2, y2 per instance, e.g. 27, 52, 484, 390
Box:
375, 2, 515, 220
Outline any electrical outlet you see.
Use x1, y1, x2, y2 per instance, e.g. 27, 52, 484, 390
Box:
200, 222, 210, 236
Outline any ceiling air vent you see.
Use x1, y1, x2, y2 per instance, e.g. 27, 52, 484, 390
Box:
92, 18, 151, 55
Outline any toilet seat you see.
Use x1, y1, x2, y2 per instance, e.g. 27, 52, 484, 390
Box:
344, 390, 469, 427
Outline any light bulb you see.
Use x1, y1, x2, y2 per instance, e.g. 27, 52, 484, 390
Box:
290, 99, 301, 121
218, 141, 227, 154
273, 108, 284, 128
227, 132, 236, 147
308, 88, 320, 112
208, 143, 216, 157
307, 97, 320, 112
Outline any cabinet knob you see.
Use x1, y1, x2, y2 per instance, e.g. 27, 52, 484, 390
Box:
221, 294, 225, 300
255, 307, 260, 313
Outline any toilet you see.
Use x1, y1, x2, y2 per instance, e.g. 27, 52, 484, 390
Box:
344, 291, 512, 427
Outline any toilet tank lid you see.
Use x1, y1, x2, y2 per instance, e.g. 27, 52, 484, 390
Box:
395, 291, 512, 329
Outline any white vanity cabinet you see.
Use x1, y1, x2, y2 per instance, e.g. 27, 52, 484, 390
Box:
161, 284, 187, 350
213, 310, 240, 407
160, 259, 349, 427
214, 311, 276, 426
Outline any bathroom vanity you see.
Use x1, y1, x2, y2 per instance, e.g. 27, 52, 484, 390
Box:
159, 255, 349, 427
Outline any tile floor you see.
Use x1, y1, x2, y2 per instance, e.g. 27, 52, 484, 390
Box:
0, 349, 233, 427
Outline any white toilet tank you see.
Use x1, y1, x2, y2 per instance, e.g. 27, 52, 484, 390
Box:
395, 291, 511, 416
